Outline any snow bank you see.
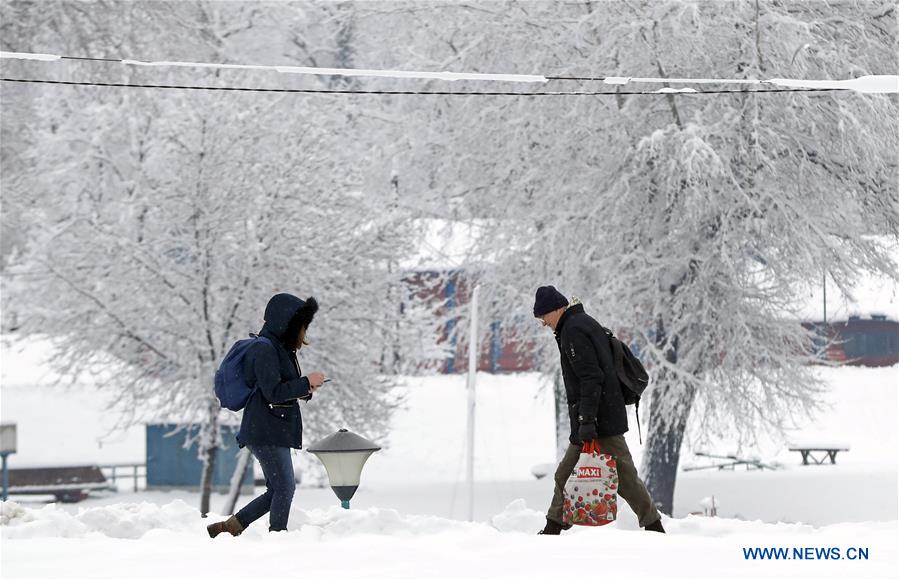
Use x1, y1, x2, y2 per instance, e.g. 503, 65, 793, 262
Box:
675, 468, 897, 524
0, 499, 487, 541
290, 505, 475, 539
489, 498, 545, 533
1, 499, 200, 540
3, 497, 892, 541
681, 365, 898, 470
3, 499, 896, 580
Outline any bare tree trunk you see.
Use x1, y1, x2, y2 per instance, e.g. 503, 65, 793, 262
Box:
641, 315, 696, 516
198, 402, 219, 517
223, 447, 253, 515
641, 372, 696, 516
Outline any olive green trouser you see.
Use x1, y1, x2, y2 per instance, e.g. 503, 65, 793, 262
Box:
547, 435, 661, 528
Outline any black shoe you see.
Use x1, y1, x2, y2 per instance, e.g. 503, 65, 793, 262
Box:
644, 518, 665, 533
538, 519, 563, 535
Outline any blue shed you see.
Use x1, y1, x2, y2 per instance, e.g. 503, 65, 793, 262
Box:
146, 424, 253, 492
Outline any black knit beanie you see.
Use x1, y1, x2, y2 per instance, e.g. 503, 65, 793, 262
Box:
533, 286, 569, 317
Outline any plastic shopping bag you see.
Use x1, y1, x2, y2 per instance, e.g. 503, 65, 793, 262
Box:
562, 440, 618, 527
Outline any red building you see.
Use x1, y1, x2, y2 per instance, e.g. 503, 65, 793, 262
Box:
411, 271, 899, 372
806, 315, 899, 367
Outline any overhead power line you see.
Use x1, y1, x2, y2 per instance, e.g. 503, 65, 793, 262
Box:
2, 51, 896, 93
0, 77, 851, 96
1, 51, 546, 84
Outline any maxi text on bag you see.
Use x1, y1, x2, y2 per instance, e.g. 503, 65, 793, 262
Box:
563, 440, 619, 527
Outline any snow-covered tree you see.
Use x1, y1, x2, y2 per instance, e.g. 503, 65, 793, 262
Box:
3, 0, 896, 519
350, 0, 899, 514
1, 0, 445, 515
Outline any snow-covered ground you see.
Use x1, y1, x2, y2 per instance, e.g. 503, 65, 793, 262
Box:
2, 499, 896, 579
2, 336, 897, 578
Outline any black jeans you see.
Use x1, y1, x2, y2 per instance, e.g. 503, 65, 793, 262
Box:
235, 445, 296, 531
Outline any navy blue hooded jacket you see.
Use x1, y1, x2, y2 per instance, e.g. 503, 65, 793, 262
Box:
236, 293, 318, 449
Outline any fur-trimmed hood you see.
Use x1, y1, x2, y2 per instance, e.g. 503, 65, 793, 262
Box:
262, 293, 319, 341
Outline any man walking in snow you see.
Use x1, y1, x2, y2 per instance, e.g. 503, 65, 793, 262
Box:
533, 285, 665, 535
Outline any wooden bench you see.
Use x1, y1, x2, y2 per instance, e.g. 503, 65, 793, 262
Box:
682, 452, 779, 472
788, 446, 850, 465
7, 465, 113, 502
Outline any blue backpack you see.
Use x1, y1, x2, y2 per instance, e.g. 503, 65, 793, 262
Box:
214, 335, 271, 411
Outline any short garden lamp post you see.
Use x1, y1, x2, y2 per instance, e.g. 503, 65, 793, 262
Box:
0, 423, 16, 501
307, 429, 380, 509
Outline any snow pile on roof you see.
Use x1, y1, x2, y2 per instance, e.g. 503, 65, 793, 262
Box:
402, 219, 485, 271
1, 334, 122, 388
1, 335, 76, 388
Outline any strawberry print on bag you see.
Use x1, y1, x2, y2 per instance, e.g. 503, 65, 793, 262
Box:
562, 441, 618, 527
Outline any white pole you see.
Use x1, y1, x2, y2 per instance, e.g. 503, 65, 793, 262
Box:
466, 285, 479, 522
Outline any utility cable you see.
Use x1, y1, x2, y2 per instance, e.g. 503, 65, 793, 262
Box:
0, 77, 849, 96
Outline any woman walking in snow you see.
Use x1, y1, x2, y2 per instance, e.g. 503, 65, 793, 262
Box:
207, 293, 327, 536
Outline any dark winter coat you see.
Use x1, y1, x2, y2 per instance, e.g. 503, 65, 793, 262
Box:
236, 293, 319, 450
555, 303, 628, 443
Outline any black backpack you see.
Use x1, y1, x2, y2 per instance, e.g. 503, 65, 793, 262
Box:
601, 326, 650, 442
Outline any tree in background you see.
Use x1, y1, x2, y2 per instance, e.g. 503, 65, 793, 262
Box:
351, 0, 898, 513
2, 0, 896, 518
0, 1, 445, 515
588, 0, 897, 513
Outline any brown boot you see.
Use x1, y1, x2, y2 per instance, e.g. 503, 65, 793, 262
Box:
644, 518, 666, 533
207, 515, 244, 538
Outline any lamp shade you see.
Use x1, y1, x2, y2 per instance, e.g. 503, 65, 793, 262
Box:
307, 429, 381, 503
0, 424, 16, 454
